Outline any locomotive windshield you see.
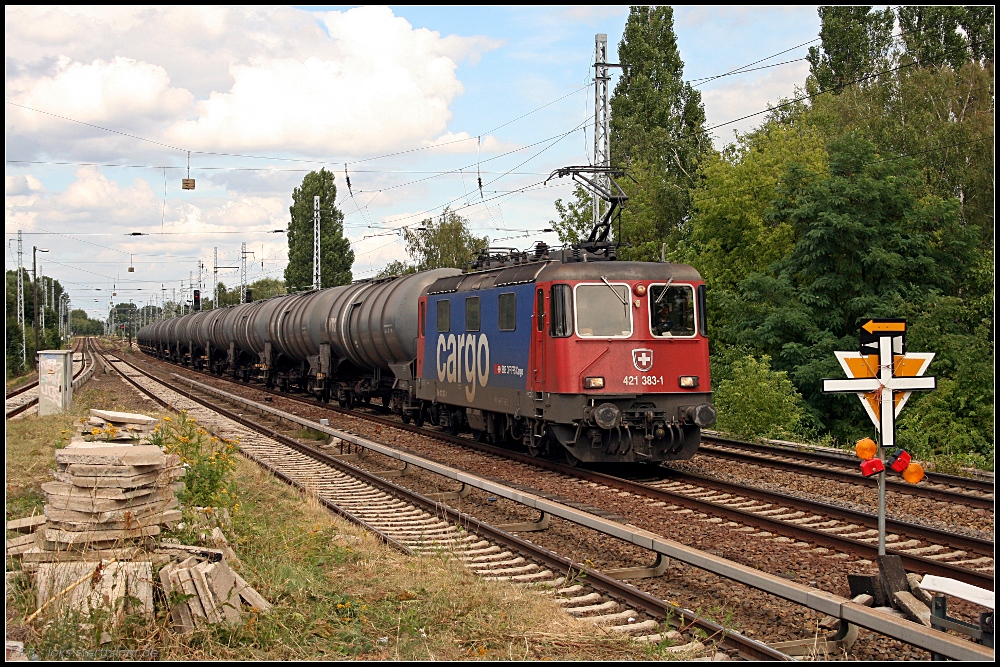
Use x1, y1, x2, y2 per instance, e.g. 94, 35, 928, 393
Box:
649, 284, 696, 337
575, 283, 632, 337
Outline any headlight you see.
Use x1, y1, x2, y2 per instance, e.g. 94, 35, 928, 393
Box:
679, 376, 699, 388
584, 376, 605, 389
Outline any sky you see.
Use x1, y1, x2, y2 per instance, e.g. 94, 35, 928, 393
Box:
5, 6, 820, 319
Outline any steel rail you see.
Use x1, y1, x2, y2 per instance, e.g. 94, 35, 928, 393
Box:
6, 379, 39, 400
696, 443, 994, 510
701, 434, 995, 496
136, 353, 995, 589
110, 348, 791, 660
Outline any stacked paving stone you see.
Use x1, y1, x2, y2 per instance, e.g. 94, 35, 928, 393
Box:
8, 409, 271, 630
40, 443, 184, 552
9, 410, 184, 568
158, 550, 270, 632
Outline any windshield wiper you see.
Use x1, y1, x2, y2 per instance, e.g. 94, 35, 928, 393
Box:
655, 277, 674, 304
600, 276, 628, 307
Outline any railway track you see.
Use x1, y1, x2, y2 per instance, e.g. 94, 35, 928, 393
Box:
102, 346, 785, 660
6, 338, 94, 419
698, 434, 994, 510
132, 351, 995, 591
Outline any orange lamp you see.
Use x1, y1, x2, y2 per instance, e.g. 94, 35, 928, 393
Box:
902, 462, 925, 484
855, 437, 877, 460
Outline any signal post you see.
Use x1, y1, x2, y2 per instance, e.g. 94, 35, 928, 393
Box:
823, 319, 936, 555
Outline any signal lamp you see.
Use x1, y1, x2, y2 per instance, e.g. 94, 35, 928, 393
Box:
679, 376, 699, 388
583, 376, 605, 389
902, 462, 924, 484
860, 458, 884, 477
887, 448, 911, 473
855, 438, 877, 460
634, 284, 646, 296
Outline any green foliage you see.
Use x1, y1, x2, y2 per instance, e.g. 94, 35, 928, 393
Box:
400, 208, 488, 271
549, 185, 594, 245
609, 6, 711, 258
806, 6, 895, 92
684, 121, 829, 290
712, 355, 807, 440
285, 168, 353, 290
5, 269, 69, 370
898, 6, 994, 69
715, 136, 979, 442
373, 260, 417, 279
148, 412, 237, 508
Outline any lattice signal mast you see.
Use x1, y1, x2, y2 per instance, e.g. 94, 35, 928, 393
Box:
17, 230, 25, 366
240, 242, 247, 304
313, 195, 321, 290
593, 34, 610, 230
592, 34, 626, 233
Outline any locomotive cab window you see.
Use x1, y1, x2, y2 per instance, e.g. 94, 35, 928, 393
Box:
550, 284, 573, 337
498, 292, 516, 331
649, 284, 696, 337
575, 283, 632, 337
536, 289, 545, 332
465, 296, 480, 331
436, 299, 450, 332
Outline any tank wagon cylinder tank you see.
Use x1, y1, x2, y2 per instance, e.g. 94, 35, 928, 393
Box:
244, 296, 291, 359
271, 268, 460, 376
197, 308, 226, 352
232, 300, 267, 357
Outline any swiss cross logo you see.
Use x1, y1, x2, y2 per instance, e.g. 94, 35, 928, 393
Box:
494, 364, 502, 374
632, 348, 653, 372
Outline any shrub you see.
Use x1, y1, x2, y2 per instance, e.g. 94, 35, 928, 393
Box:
148, 411, 237, 507
712, 354, 807, 440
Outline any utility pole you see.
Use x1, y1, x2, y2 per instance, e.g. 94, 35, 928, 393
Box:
313, 195, 321, 290
17, 231, 25, 367
240, 242, 247, 304
40, 267, 46, 347
213, 247, 218, 308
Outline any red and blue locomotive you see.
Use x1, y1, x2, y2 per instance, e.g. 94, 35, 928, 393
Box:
412, 245, 715, 463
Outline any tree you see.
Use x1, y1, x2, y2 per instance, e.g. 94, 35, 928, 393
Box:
715, 136, 977, 441
284, 169, 353, 290
374, 260, 417, 279
610, 6, 711, 258
897, 6, 993, 70
400, 208, 488, 271
806, 6, 895, 93
712, 355, 807, 440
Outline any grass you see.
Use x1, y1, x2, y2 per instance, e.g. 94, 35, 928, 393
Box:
6, 367, 695, 660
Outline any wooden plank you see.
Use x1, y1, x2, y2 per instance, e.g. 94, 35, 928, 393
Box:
6, 515, 46, 533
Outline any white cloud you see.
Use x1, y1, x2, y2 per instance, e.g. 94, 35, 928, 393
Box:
701, 61, 811, 148
5, 6, 501, 159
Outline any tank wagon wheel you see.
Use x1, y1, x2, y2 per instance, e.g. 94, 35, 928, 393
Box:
412, 409, 424, 427
564, 449, 581, 467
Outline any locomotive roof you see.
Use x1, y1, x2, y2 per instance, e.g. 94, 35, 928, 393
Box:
426, 260, 701, 295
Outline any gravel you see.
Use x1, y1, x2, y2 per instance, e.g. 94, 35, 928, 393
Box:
135, 354, 992, 660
